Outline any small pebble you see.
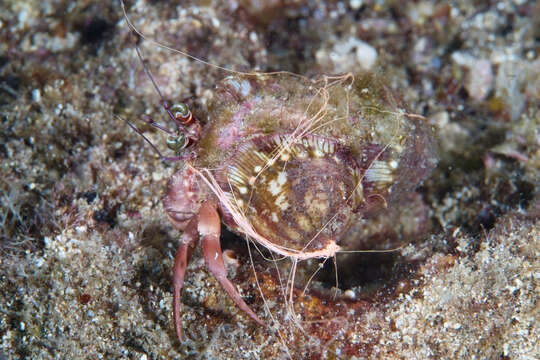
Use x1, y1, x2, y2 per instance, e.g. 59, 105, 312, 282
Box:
465, 58, 493, 101
355, 41, 378, 71
349, 0, 363, 10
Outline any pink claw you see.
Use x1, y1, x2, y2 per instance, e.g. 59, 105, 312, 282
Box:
172, 201, 263, 343
198, 201, 264, 327
172, 216, 198, 342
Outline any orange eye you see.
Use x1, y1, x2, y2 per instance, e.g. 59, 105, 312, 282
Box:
170, 103, 193, 125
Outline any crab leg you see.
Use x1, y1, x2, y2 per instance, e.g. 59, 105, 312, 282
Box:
172, 216, 199, 342
198, 201, 265, 327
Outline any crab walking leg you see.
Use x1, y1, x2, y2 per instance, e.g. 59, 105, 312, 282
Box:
172, 216, 199, 342
198, 201, 265, 326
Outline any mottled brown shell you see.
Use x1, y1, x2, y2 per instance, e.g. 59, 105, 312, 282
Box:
220, 134, 362, 256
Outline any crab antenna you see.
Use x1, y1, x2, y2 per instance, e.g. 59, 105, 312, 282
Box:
115, 115, 165, 159
145, 116, 173, 134
133, 44, 188, 132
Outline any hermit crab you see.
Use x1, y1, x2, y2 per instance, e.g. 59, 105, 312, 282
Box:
129, 66, 437, 342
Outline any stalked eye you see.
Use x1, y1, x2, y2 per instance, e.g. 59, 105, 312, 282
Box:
166, 133, 188, 152
170, 103, 193, 124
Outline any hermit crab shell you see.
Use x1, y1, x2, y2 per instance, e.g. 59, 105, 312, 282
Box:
220, 133, 363, 258
191, 72, 437, 259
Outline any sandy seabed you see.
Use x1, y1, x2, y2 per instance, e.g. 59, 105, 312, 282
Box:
0, 1, 538, 359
